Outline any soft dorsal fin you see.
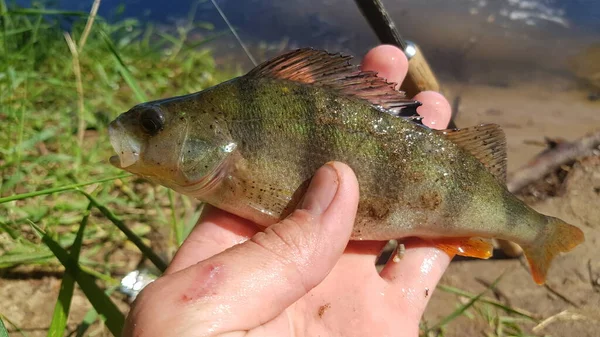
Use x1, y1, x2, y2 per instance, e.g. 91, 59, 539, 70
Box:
435, 124, 507, 182
246, 48, 420, 111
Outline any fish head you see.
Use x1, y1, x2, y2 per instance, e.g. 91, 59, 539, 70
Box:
109, 97, 235, 195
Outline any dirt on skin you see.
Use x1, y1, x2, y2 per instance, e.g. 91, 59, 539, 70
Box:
1, 81, 599, 336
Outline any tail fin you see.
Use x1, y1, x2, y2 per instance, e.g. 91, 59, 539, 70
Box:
522, 217, 584, 284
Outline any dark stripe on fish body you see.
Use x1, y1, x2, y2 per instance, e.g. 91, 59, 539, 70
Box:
313, 88, 360, 177
318, 91, 398, 199
369, 106, 403, 197
233, 77, 266, 154
500, 187, 541, 231
297, 83, 321, 180
444, 149, 495, 230
441, 154, 477, 227
503, 191, 522, 229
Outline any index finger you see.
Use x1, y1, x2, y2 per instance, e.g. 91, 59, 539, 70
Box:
361, 45, 451, 130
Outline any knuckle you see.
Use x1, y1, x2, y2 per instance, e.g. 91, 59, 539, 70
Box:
249, 210, 320, 288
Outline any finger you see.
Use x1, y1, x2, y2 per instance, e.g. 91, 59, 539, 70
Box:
124, 162, 360, 336
361, 47, 451, 130
165, 206, 260, 275
414, 91, 452, 129
361, 44, 409, 87
379, 238, 453, 318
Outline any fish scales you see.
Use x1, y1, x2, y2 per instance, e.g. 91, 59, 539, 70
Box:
108, 48, 584, 284
213, 77, 536, 242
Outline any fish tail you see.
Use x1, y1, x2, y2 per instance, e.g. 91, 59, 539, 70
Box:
522, 216, 584, 284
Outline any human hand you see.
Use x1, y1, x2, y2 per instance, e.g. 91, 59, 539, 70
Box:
124, 45, 453, 337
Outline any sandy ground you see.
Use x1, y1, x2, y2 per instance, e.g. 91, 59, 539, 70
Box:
1, 80, 599, 336
423, 81, 600, 336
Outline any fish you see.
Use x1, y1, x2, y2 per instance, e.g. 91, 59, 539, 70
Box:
108, 48, 584, 284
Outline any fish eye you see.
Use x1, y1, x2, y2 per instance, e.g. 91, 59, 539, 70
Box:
139, 107, 165, 135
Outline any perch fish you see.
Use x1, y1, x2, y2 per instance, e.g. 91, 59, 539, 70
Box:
108, 49, 584, 284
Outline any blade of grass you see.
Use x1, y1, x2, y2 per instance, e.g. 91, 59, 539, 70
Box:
14, 67, 27, 172
79, 265, 120, 284
0, 221, 20, 239
2, 26, 38, 36
63, 32, 86, 162
74, 286, 118, 337
0, 314, 30, 337
182, 30, 230, 51
0, 315, 8, 337
75, 306, 99, 337
156, 30, 180, 46
0, 0, 10, 27
2, 127, 56, 156
78, 0, 101, 51
25, 11, 43, 49
165, 0, 201, 60
183, 205, 203, 242
141, 22, 154, 49
167, 189, 183, 246
29, 221, 124, 337
428, 272, 506, 333
47, 202, 92, 337
6, 9, 89, 16
0, 251, 54, 267
98, 29, 148, 102
0, 173, 130, 204
437, 284, 537, 320
80, 191, 168, 272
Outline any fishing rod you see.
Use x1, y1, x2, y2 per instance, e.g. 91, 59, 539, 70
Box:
354, 0, 440, 98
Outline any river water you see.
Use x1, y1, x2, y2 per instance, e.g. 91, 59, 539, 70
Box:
21, 0, 600, 87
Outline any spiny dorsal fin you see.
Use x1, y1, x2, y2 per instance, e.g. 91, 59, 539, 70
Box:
435, 124, 507, 182
246, 48, 420, 111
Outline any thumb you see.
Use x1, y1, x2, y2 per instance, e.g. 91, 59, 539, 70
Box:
124, 162, 359, 337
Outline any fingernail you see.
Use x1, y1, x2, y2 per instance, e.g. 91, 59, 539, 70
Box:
300, 163, 339, 215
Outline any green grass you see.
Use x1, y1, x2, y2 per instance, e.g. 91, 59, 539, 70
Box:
0, 0, 236, 335
420, 273, 541, 337
0, 1, 541, 336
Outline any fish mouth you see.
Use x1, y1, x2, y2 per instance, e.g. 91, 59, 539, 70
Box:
108, 119, 141, 169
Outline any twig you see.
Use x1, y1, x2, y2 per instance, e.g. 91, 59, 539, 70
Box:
544, 283, 580, 308
532, 309, 590, 333
78, 0, 101, 52
589, 259, 600, 292
507, 130, 600, 193
63, 32, 85, 156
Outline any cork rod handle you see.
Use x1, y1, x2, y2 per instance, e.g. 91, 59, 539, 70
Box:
402, 43, 440, 97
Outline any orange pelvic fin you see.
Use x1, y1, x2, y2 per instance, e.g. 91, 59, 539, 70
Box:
432, 237, 494, 259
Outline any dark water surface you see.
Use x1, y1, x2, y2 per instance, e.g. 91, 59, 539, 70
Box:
20, 0, 600, 85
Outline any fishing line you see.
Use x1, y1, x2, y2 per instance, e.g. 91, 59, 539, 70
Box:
210, 0, 258, 66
